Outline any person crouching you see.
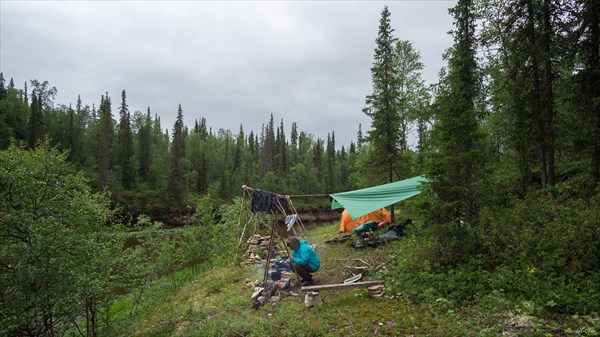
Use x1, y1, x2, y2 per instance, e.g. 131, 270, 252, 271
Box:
286, 236, 320, 286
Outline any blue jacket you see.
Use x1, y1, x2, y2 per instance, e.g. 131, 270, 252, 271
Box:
291, 240, 320, 272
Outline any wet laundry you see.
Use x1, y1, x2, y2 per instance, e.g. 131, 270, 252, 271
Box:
250, 189, 289, 213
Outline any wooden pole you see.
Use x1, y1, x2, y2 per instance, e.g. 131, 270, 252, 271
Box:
300, 280, 385, 291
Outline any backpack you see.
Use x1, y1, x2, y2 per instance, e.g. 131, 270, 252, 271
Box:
391, 218, 412, 236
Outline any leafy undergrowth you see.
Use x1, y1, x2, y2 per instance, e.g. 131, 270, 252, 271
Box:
121, 222, 599, 337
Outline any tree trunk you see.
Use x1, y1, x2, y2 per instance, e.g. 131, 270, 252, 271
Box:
542, 0, 556, 185
389, 167, 395, 223
527, 0, 548, 192
86, 299, 99, 337
588, 0, 600, 187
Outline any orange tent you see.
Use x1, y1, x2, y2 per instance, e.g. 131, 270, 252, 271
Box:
339, 208, 391, 233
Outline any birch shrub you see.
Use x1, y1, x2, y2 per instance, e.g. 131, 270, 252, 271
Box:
0, 143, 138, 336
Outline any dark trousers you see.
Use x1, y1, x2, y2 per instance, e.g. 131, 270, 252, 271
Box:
291, 262, 314, 280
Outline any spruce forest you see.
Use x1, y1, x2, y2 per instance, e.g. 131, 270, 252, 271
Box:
1, 0, 599, 336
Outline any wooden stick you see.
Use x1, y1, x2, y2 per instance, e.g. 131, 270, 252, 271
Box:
371, 253, 402, 274
301, 280, 385, 291
337, 258, 371, 266
263, 211, 277, 283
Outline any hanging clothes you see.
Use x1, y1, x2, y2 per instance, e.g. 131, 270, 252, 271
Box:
285, 214, 297, 231
251, 189, 289, 213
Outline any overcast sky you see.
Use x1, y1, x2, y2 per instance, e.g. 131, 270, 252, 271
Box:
1, 0, 456, 147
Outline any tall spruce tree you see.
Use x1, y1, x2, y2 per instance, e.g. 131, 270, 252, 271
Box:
71, 95, 87, 166
356, 124, 364, 150
198, 148, 209, 194
426, 0, 486, 264
570, 0, 600, 187
482, 0, 560, 192
541, 0, 557, 185
98, 93, 113, 189
525, 0, 550, 191
325, 132, 336, 192
339, 145, 349, 190
67, 103, 76, 162
248, 130, 256, 157
274, 123, 283, 174
23, 82, 28, 105
219, 130, 232, 198
138, 108, 153, 182
168, 104, 187, 210
275, 119, 288, 176
190, 129, 208, 194
150, 114, 170, 191
261, 114, 276, 175
290, 122, 299, 165
117, 90, 134, 189
363, 6, 401, 220
27, 80, 57, 149
0, 73, 6, 100
313, 138, 324, 185
0, 77, 29, 148
27, 92, 43, 148
233, 124, 244, 171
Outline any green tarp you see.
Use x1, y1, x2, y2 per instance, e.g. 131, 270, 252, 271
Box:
330, 175, 428, 219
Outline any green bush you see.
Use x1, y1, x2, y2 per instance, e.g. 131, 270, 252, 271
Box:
483, 192, 599, 275
387, 189, 600, 314
0, 142, 140, 336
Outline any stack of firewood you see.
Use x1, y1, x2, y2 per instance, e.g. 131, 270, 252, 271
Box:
367, 284, 385, 298
244, 234, 273, 264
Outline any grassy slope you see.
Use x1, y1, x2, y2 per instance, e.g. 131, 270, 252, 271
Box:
124, 222, 599, 337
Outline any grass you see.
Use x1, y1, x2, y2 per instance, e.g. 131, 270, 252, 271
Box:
115, 221, 600, 337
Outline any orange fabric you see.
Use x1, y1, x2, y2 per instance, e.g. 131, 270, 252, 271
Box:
339, 208, 391, 233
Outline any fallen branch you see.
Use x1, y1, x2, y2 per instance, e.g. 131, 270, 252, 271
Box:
371, 253, 402, 274
337, 258, 371, 266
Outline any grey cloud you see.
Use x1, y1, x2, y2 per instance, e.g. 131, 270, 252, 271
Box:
1, 1, 456, 147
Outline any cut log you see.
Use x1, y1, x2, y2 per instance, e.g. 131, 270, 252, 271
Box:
301, 280, 385, 291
